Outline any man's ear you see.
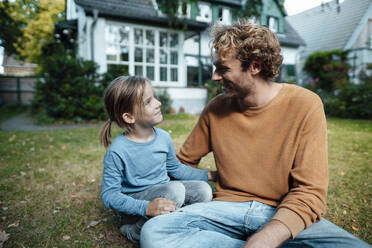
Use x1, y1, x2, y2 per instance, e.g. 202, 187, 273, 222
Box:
250, 61, 262, 76
122, 113, 135, 124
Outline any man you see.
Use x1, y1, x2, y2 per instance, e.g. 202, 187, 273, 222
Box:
140, 20, 370, 248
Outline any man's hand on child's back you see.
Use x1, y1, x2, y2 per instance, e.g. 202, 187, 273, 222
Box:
146, 198, 176, 217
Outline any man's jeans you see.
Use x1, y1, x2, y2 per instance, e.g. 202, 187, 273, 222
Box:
141, 200, 370, 248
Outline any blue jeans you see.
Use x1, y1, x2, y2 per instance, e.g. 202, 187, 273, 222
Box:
140, 200, 370, 248
120, 180, 212, 243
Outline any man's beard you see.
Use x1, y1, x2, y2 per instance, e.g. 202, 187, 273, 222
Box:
222, 78, 252, 99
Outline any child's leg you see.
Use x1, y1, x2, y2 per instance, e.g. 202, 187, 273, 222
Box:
119, 181, 187, 243
180, 180, 213, 205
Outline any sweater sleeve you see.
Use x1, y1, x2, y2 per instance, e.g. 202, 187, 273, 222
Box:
272, 103, 328, 238
177, 107, 212, 167
101, 151, 150, 217
165, 133, 208, 181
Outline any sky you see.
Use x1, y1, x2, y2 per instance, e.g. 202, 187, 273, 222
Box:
0, 0, 340, 74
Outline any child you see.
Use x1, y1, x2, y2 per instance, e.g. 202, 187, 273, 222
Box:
99, 76, 214, 243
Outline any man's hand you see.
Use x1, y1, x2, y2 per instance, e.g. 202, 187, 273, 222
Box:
146, 198, 176, 217
208, 170, 218, 181
243, 220, 291, 248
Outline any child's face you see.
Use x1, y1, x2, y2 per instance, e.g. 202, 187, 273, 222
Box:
136, 81, 163, 127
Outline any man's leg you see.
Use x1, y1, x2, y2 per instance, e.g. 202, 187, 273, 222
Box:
140, 200, 276, 248
282, 218, 371, 248
180, 180, 213, 204
120, 181, 186, 243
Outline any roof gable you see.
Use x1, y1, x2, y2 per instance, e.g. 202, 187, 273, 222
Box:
287, 0, 372, 56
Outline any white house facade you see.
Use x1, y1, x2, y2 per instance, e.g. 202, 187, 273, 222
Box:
66, 0, 304, 114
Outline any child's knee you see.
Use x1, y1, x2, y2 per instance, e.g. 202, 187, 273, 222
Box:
161, 181, 186, 207
196, 181, 213, 202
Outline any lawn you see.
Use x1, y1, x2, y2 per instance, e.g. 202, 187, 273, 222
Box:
0, 111, 371, 247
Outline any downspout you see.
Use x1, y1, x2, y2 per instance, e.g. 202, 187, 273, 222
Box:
198, 32, 202, 87
90, 9, 99, 61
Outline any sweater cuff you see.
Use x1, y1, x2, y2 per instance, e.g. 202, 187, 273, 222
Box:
272, 208, 305, 238
138, 200, 150, 217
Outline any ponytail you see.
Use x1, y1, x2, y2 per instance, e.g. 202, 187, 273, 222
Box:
99, 120, 112, 148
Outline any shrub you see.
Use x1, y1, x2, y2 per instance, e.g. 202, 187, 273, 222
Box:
156, 89, 173, 114
32, 43, 105, 121
304, 50, 350, 92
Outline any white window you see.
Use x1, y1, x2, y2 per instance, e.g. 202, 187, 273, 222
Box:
196, 2, 212, 23
105, 24, 180, 83
267, 16, 278, 33
217, 7, 231, 24
247, 16, 260, 25
177, 3, 191, 18
370, 34, 372, 49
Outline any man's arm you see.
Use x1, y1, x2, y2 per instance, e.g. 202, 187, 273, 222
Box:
243, 220, 291, 248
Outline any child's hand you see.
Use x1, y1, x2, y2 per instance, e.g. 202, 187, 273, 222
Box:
146, 198, 176, 217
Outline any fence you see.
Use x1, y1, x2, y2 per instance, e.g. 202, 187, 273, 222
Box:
0, 76, 36, 105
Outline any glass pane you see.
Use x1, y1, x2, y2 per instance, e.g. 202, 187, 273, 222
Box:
160, 67, 167, 81
106, 43, 117, 61
170, 33, 178, 47
134, 29, 143, 45
146, 48, 154, 63
170, 52, 178, 65
159, 32, 168, 47
106, 25, 119, 43
135, 47, 143, 62
107, 64, 129, 77
147, 66, 154, 80
135, 66, 143, 76
119, 26, 130, 45
120, 46, 129, 61
146, 30, 155, 46
160, 49, 167, 64
171, 68, 178, 81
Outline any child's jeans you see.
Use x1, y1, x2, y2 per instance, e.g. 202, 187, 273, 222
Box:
119, 180, 213, 243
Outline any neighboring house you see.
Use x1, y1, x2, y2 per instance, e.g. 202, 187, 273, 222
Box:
66, 0, 304, 113
287, 0, 372, 84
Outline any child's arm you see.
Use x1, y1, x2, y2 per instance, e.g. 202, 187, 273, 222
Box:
165, 134, 210, 181
101, 151, 150, 217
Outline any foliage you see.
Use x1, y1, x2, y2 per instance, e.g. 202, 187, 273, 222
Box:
0, 0, 25, 56
304, 50, 350, 92
101, 64, 130, 89
31, 41, 105, 122
233, 0, 263, 20
0, 0, 65, 63
156, 89, 173, 114
205, 80, 223, 102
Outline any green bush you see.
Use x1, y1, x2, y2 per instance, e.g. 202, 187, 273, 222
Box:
156, 89, 173, 114
32, 43, 105, 122
304, 50, 350, 92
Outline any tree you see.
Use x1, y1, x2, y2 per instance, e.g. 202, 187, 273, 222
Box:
0, 0, 65, 63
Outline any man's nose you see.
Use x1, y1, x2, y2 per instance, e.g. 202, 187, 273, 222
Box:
212, 71, 222, 81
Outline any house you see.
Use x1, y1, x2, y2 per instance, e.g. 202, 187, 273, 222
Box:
287, 0, 372, 84
66, 0, 304, 114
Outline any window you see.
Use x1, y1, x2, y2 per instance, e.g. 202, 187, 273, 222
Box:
196, 3, 211, 22
217, 7, 231, 24
370, 34, 372, 49
105, 24, 180, 83
267, 16, 279, 33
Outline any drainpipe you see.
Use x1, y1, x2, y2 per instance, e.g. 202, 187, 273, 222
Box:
198, 32, 202, 87
90, 9, 99, 61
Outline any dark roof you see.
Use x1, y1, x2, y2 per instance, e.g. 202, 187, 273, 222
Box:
202, 0, 241, 7
278, 20, 306, 47
74, 0, 208, 31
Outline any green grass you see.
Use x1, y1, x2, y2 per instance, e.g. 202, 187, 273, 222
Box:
0, 104, 26, 123
0, 115, 370, 247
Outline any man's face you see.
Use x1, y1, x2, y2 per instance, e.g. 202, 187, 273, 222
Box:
212, 54, 254, 99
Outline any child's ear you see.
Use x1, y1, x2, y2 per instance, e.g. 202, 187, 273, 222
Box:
122, 113, 135, 124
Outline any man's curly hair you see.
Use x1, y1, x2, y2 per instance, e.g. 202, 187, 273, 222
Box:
211, 19, 283, 80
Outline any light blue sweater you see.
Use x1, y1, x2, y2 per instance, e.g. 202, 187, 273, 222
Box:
101, 127, 208, 217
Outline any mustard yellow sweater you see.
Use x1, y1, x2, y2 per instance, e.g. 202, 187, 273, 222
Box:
177, 84, 328, 238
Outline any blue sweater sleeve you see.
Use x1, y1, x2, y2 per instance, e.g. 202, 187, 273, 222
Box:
101, 151, 149, 217
165, 133, 208, 181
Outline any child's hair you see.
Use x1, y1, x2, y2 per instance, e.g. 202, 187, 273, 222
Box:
99, 75, 148, 148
